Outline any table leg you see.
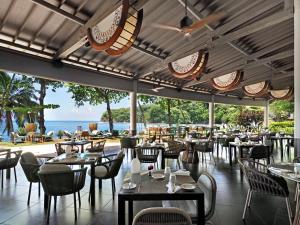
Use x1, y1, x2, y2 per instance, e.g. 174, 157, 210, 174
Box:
118, 197, 125, 225
161, 151, 165, 169
229, 144, 232, 166
280, 139, 284, 161
216, 139, 219, 158
267, 146, 271, 164
197, 197, 205, 225
90, 164, 95, 207
128, 200, 133, 225
81, 145, 84, 153
6, 150, 11, 179
239, 146, 243, 177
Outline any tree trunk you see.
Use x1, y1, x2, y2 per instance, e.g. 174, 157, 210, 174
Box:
5, 111, 14, 136
38, 79, 47, 134
167, 99, 172, 127
105, 95, 114, 133
138, 100, 147, 129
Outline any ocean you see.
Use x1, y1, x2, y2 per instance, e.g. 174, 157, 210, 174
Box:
0, 121, 148, 141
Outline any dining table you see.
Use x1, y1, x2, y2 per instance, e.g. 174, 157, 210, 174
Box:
57, 140, 93, 153
45, 152, 102, 208
118, 170, 205, 225
268, 163, 299, 213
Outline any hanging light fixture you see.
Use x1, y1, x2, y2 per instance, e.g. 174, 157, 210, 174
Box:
168, 50, 209, 80
269, 87, 294, 100
211, 70, 243, 91
243, 81, 270, 97
87, 0, 143, 56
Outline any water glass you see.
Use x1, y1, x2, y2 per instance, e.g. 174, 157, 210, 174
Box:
164, 167, 171, 182
294, 163, 300, 174
169, 173, 176, 184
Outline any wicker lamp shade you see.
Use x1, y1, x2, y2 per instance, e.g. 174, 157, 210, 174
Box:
168, 50, 208, 80
87, 0, 143, 56
269, 87, 293, 100
211, 70, 243, 91
243, 81, 270, 97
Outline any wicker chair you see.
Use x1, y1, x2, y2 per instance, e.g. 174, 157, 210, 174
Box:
88, 151, 124, 199
132, 207, 192, 225
86, 140, 106, 154
136, 146, 160, 168
120, 137, 137, 158
239, 159, 292, 225
55, 144, 79, 155
248, 145, 269, 164
162, 171, 216, 224
194, 140, 216, 165
220, 137, 234, 158
20, 152, 42, 205
0, 150, 22, 188
163, 141, 184, 169
38, 164, 87, 224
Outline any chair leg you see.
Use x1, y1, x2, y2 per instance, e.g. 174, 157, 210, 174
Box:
27, 182, 32, 205
242, 189, 251, 220
177, 158, 181, 169
211, 153, 216, 165
295, 183, 299, 202
46, 195, 52, 224
13, 167, 17, 183
286, 197, 293, 225
78, 191, 81, 207
247, 190, 252, 207
1, 170, 3, 188
98, 179, 102, 189
111, 178, 115, 199
73, 192, 77, 221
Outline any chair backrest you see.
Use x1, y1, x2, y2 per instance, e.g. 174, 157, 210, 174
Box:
20, 152, 40, 182
106, 151, 125, 178
136, 147, 159, 163
90, 140, 106, 152
195, 141, 214, 153
197, 172, 217, 220
120, 137, 137, 149
167, 141, 183, 154
221, 137, 234, 147
63, 130, 72, 138
239, 159, 288, 197
39, 164, 86, 195
248, 145, 268, 160
0, 150, 22, 169
132, 207, 192, 225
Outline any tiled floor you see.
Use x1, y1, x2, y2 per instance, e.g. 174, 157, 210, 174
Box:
0, 145, 296, 225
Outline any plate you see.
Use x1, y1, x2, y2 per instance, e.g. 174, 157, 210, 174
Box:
152, 174, 165, 179
122, 183, 136, 190
181, 183, 196, 191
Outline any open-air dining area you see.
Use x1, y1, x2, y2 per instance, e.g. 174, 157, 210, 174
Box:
0, 0, 300, 224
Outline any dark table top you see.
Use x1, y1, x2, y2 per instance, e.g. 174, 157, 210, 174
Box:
46, 152, 102, 165
58, 140, 93, 146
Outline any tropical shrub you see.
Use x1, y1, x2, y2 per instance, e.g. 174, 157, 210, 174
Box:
269, 121, 294, 134
17, 127, 27, 136
57, 130, 64, 139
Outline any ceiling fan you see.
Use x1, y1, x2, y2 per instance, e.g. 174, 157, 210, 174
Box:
152, 0, 225, 36
151, 84, 165, 92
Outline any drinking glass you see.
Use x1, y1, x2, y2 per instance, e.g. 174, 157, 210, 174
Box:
164, 167, 171, 182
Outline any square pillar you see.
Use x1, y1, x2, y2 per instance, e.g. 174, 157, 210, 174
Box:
209, 96, 215, 135
295, 0, 300, 156
263, 100, 269, 128
130, 80, 137, 136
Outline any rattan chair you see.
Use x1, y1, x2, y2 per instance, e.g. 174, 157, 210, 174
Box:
163, 141, 184, 169
162, 171, 216, 224
38, 164, 87, 224
132, 207, 192, 225
248, 145, 269, 164
136, 146, 160, 168
194, 140, 216, 165
220, 137, 234, 159
20, 152, 42, 205
86, 140, 106, 154
55, 144, 79, 155
0, 150, 22, 188
239, 159, 292, 225
120, 137, 137, 158
88, 151, 124, 199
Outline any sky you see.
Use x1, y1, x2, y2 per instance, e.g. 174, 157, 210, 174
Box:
44, 86, 129, 121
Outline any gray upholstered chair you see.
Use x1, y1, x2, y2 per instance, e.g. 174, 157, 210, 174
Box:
86, 140, 106, 154
248, 145, 269, 164
194, 140, 216, 165
20, 152, 42, 205
132, 207, 192, 225
239, 159, 292, 225
162, 171, 217, 224
163, 141, 184, 169
0, 150, 22, 188
38, 164, 87, 224
88, 151, 124, 199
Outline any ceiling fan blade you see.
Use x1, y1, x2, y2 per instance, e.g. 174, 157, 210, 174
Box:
156, 86, 165, 90
151, 23, 182, 32
182, 12, 225, 33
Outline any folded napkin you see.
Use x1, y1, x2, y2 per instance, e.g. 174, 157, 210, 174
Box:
174, 170, 190, 176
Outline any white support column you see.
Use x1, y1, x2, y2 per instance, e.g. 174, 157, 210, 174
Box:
130, 80, 137, 136
209, 96, 215, 132
295, 0, 300, 156
264, 100, 269, 128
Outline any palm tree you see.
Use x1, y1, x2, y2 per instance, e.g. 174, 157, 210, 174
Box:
0, 71, 36, 135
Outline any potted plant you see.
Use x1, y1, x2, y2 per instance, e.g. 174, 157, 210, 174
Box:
57, 130, 64, 139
